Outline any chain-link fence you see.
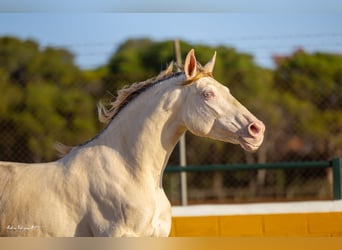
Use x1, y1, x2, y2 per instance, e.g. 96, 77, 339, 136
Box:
1, 37, 341, 205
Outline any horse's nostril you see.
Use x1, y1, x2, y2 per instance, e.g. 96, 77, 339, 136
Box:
249, 124, 259, 134
248, 121, 264, 137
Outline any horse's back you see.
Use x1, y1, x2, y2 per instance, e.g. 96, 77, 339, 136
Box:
0, 161, 40, 194
0, 161, 21, 197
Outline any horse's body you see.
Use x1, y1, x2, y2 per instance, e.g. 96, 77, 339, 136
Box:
0, 49, 265, 237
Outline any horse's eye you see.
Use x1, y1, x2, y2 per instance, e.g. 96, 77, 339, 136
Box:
202, 90, 215, 99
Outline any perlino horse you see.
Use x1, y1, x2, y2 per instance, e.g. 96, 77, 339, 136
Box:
0, 49, 265, 236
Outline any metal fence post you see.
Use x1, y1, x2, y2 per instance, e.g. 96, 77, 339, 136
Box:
332, 158, 342, 200
173, 39, 188, 206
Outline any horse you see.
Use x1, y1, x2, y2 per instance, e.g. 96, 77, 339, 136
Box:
0, 49, 265, 237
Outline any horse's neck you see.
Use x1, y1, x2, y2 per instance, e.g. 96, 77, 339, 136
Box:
90, 78, 185, 186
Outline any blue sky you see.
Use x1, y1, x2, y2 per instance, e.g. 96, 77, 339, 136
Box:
0, 2, 342, 69
1, 0, 342, 12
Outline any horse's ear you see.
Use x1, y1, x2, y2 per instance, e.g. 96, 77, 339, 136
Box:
203, 51, 216, 73
184, 49, 197, 79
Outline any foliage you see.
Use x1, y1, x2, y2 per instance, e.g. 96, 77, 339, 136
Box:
274, 50, 342, 158
0, 37, 98, 162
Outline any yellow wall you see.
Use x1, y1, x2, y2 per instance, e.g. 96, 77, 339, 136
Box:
170, 212, 342, 237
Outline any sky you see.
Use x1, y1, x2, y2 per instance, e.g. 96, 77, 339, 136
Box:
0, 1, 342, 69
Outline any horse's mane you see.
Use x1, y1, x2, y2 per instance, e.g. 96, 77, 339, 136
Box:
97, 62, 177, 124
97, 61, 209, 124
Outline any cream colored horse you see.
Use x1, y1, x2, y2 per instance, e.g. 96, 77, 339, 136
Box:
0, 49, 265, 237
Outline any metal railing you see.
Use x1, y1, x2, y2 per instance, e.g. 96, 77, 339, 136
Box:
165, 157, 342, 200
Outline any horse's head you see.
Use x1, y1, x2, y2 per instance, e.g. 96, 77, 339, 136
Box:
181, 49, 265, 152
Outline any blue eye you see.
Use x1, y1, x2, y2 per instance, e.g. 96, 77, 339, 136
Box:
202, 90, 215, 99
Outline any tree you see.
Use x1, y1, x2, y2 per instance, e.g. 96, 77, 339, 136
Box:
0, 37, 98, 162
105, 38, 175, 92
273, 49, 342, 159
